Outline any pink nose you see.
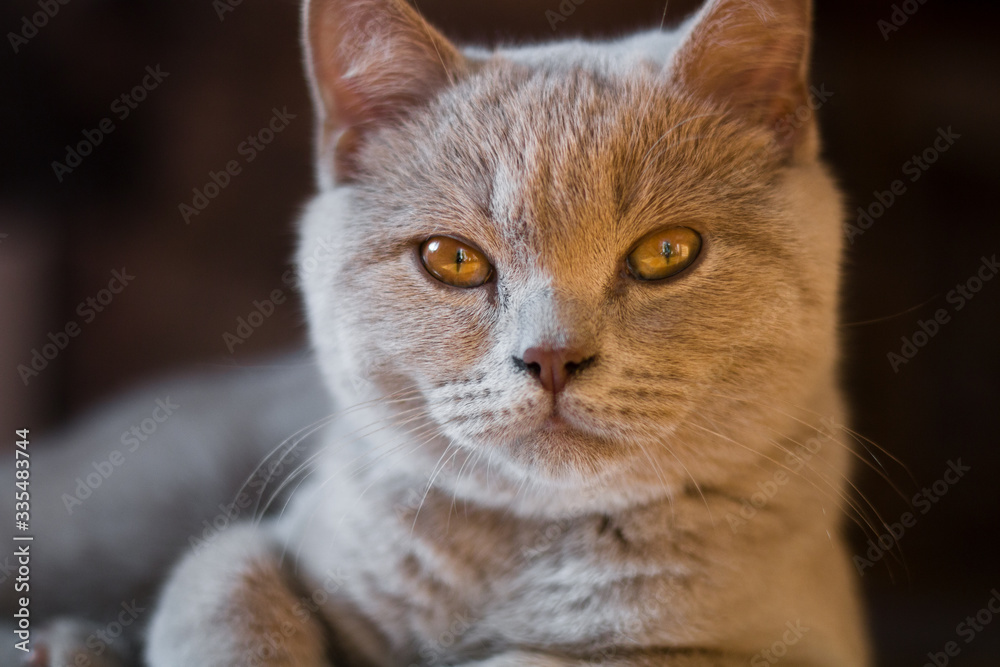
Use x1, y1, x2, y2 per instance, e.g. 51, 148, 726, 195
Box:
519, 347, 595, 393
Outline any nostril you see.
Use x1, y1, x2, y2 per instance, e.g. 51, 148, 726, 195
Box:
564, 356, 594, 376
512, 356, 543, 377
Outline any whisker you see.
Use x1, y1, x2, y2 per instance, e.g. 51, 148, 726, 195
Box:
649, 440, 711, 526
691, 415, 908, 580
250, 396, 428, 520
411, 442, 464, 536
255, 407, 437, 524
236, 384, 424, 510
760, 431, 899, 556
685, 420, 885, 549
707, 389, 910, 474
636, 442, 676, 524
233, 411, 341, 516
702, 389, 913, 490
282, 419, 450, 569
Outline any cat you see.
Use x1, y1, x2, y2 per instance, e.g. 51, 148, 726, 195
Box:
9, 0, 873, 664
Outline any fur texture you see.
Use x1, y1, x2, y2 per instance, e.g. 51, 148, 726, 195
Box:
11, 0, 873, 665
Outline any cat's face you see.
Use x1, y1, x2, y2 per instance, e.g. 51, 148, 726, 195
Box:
299, 0, 842, 492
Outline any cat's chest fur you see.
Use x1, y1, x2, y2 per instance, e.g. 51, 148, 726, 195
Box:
283, 454, 699, 664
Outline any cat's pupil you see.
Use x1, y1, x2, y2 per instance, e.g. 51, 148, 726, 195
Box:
659, 241, 673, 258
455, 248, 466, 271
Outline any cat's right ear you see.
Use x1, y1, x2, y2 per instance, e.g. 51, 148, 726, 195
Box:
304, 0, 466, 186
668, 0, 815, 160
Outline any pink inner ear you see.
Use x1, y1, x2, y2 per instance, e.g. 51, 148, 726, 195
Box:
671, 0, 811, 141
307, 0, 465, 182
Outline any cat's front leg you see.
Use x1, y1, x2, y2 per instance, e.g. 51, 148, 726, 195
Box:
146, 523, 329, 667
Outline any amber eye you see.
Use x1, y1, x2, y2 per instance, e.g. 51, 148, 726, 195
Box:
626, 227, 702, 281
420, 236, 493, 288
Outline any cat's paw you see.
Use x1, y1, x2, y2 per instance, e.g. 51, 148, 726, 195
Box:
147, 524, 329, 667
10, 618, 128, 667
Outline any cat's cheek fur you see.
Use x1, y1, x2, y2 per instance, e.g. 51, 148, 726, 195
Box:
298, 188, 398, 405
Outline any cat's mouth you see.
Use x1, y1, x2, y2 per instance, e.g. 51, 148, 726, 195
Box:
515, 395, 614, 446
429, 379, 654, 470
532, 387, 621, 433
527, 393, 589, 434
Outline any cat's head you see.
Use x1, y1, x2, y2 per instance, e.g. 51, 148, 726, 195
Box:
297, 0, 843, 500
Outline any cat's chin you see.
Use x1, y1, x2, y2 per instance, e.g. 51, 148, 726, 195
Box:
491, 419, 631, 484
444, 398, 671, 484
436, 424, 690, 516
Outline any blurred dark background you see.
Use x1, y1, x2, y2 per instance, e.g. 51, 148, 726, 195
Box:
1, 0, 997, 664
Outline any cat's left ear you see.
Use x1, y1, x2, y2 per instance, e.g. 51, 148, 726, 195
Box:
669, 0, 816, 159
305, 0, 466, 186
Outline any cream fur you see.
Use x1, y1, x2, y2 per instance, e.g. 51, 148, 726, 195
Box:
142, 0, 871, 665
